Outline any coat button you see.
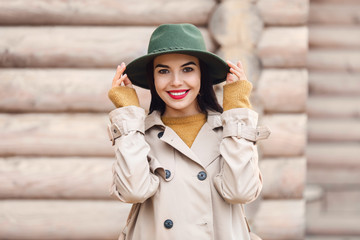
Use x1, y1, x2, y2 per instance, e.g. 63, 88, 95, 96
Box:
165, 169, 171, 179
158, 131, 164, 138
197, 171, 207, 181
164, 219, 173, 229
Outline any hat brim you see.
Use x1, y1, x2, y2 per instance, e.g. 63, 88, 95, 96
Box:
124, 50, 230, 89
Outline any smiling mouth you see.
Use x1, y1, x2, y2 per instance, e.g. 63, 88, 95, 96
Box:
167, 90, 190, 99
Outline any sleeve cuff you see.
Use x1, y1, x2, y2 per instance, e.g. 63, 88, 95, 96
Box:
108, 86, 140, 108
223, 80, 252, 111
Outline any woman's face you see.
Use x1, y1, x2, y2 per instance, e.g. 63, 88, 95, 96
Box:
153, 53, 201, 117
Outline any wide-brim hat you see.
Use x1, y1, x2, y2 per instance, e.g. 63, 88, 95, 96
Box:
124, 23, 230, 89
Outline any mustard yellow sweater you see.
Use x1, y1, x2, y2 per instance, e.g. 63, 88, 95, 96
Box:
108, 80, 252, 147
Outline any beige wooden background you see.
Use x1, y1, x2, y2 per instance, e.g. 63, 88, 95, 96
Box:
0, 0, 359, 239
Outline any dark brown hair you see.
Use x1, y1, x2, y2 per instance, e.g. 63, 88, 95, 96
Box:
146, 58, 223, 115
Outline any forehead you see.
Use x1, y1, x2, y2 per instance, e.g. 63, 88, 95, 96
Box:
153, 53, 199, 66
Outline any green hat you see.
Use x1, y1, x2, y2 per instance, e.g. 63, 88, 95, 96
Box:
125, 23, 230, 89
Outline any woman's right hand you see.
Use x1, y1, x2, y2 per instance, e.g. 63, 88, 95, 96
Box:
111, 62, 133, 88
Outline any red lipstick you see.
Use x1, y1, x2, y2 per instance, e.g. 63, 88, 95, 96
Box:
167, 89, 189, 99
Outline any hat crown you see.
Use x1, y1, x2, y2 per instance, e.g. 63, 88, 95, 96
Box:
147, 24, 207, 54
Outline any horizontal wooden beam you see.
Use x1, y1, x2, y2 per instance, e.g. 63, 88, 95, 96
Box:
0, 157, 113, 199
260, 157, 306, 199
0, 113, 112, 157
307, 143, 360, 169
257, 0, 309, 25
307, 96, 360, 118
257, 69, 308, 113
309, 26, 360, 49
308, 119, 360, 142
309, 72, 360, 95
309, 3, 360, 25
0, 0, 216, 26
258, 27, 308, 68
0, 27, 215, 68
252, 200, 305, 240
307, 49, 360, 72
307, 214, 360, 236
0, 156, 305, 199
0, 200, 130, 239
0, 69, 151, 112
259, 114, 307, 157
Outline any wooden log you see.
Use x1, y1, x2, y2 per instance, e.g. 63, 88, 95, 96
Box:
209, 1, 263, 49
0, 156, 304, 199
307, 96, 360, 118
0, 0, 216, 26
309, 3, 360, 25
0, 69, 151, 112
0, 200, 131, 239
252, 200, 305, 240
307, 214, 360, 236
0, 113, 113, 157
257, 27, 308, 68
308, 119, 360, 142
257, 69, 308, 113
257, 0, 309, 25
260, 157, 306, 199
307, 167, 360, 186
307, 49, 360, 72
309, 72, 360, 95
0, 157, 114, 199
0, 27, 215, 68
307, 143, 360, 168
326, 190, 360, 213
258, 114, 307, 157
309, 26, 360, 49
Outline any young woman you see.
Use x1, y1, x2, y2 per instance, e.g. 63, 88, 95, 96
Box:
107, 23, 269, 240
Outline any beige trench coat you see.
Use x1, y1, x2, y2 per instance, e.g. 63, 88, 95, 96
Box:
108, 106, 270, 240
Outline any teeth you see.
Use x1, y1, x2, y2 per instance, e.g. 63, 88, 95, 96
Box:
169, 91, 187, 96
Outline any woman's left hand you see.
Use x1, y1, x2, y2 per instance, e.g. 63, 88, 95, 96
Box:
226, 61, 248, 84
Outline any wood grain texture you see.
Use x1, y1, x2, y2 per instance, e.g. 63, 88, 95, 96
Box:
0, 69, 151, 112
0, 200, 131, 239
258, 114, 307, 157
0, 27, 215, 68
0, 0, 216, 26
257, 69, 308, 113
0, 157, 113, 199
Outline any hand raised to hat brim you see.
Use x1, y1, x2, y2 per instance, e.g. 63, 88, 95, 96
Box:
225, 60, 248, 84
112, 62, 134, 89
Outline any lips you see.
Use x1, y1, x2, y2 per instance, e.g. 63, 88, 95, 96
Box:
167, 89, 190, 99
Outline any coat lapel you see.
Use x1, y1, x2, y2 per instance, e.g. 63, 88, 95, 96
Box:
191, 122, 221, 168
160, 126, 203, 167
145, 110, 222, 169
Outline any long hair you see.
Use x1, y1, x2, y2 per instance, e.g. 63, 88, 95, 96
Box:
147, 58, 223, 115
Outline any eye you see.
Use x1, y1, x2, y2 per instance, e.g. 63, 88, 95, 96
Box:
183, 67, 194, 73
158, 69, 169, 74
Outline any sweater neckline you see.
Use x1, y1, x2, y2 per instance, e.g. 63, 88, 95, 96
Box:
161, 113, 206, 125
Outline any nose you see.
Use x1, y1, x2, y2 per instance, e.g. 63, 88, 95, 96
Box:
170, 73, 183, 87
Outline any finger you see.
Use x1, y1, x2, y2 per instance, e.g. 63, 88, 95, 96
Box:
123, 75, 134, 88
112, 63, 126, 85
113, 73, 128, 87
227, 60, 247, 81
225, 72, 238, 84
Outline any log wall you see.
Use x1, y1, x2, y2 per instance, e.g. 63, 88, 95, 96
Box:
254, 0, 309, 239
306, 0, 360, 238
0, 0, 308, 239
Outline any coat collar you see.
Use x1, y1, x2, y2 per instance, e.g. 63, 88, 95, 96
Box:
145, 110, 222, 168
145, 110, 222, 131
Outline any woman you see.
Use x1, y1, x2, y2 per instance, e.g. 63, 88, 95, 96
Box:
107, 23, 270, 240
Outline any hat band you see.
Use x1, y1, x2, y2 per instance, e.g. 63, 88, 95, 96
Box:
149, 47, 188, 54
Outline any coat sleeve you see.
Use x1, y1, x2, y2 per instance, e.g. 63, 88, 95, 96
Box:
213, 108, 268, 204
108, 106, 160, 204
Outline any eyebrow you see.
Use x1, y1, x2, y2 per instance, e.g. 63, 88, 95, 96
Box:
154, 61, 197, 69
